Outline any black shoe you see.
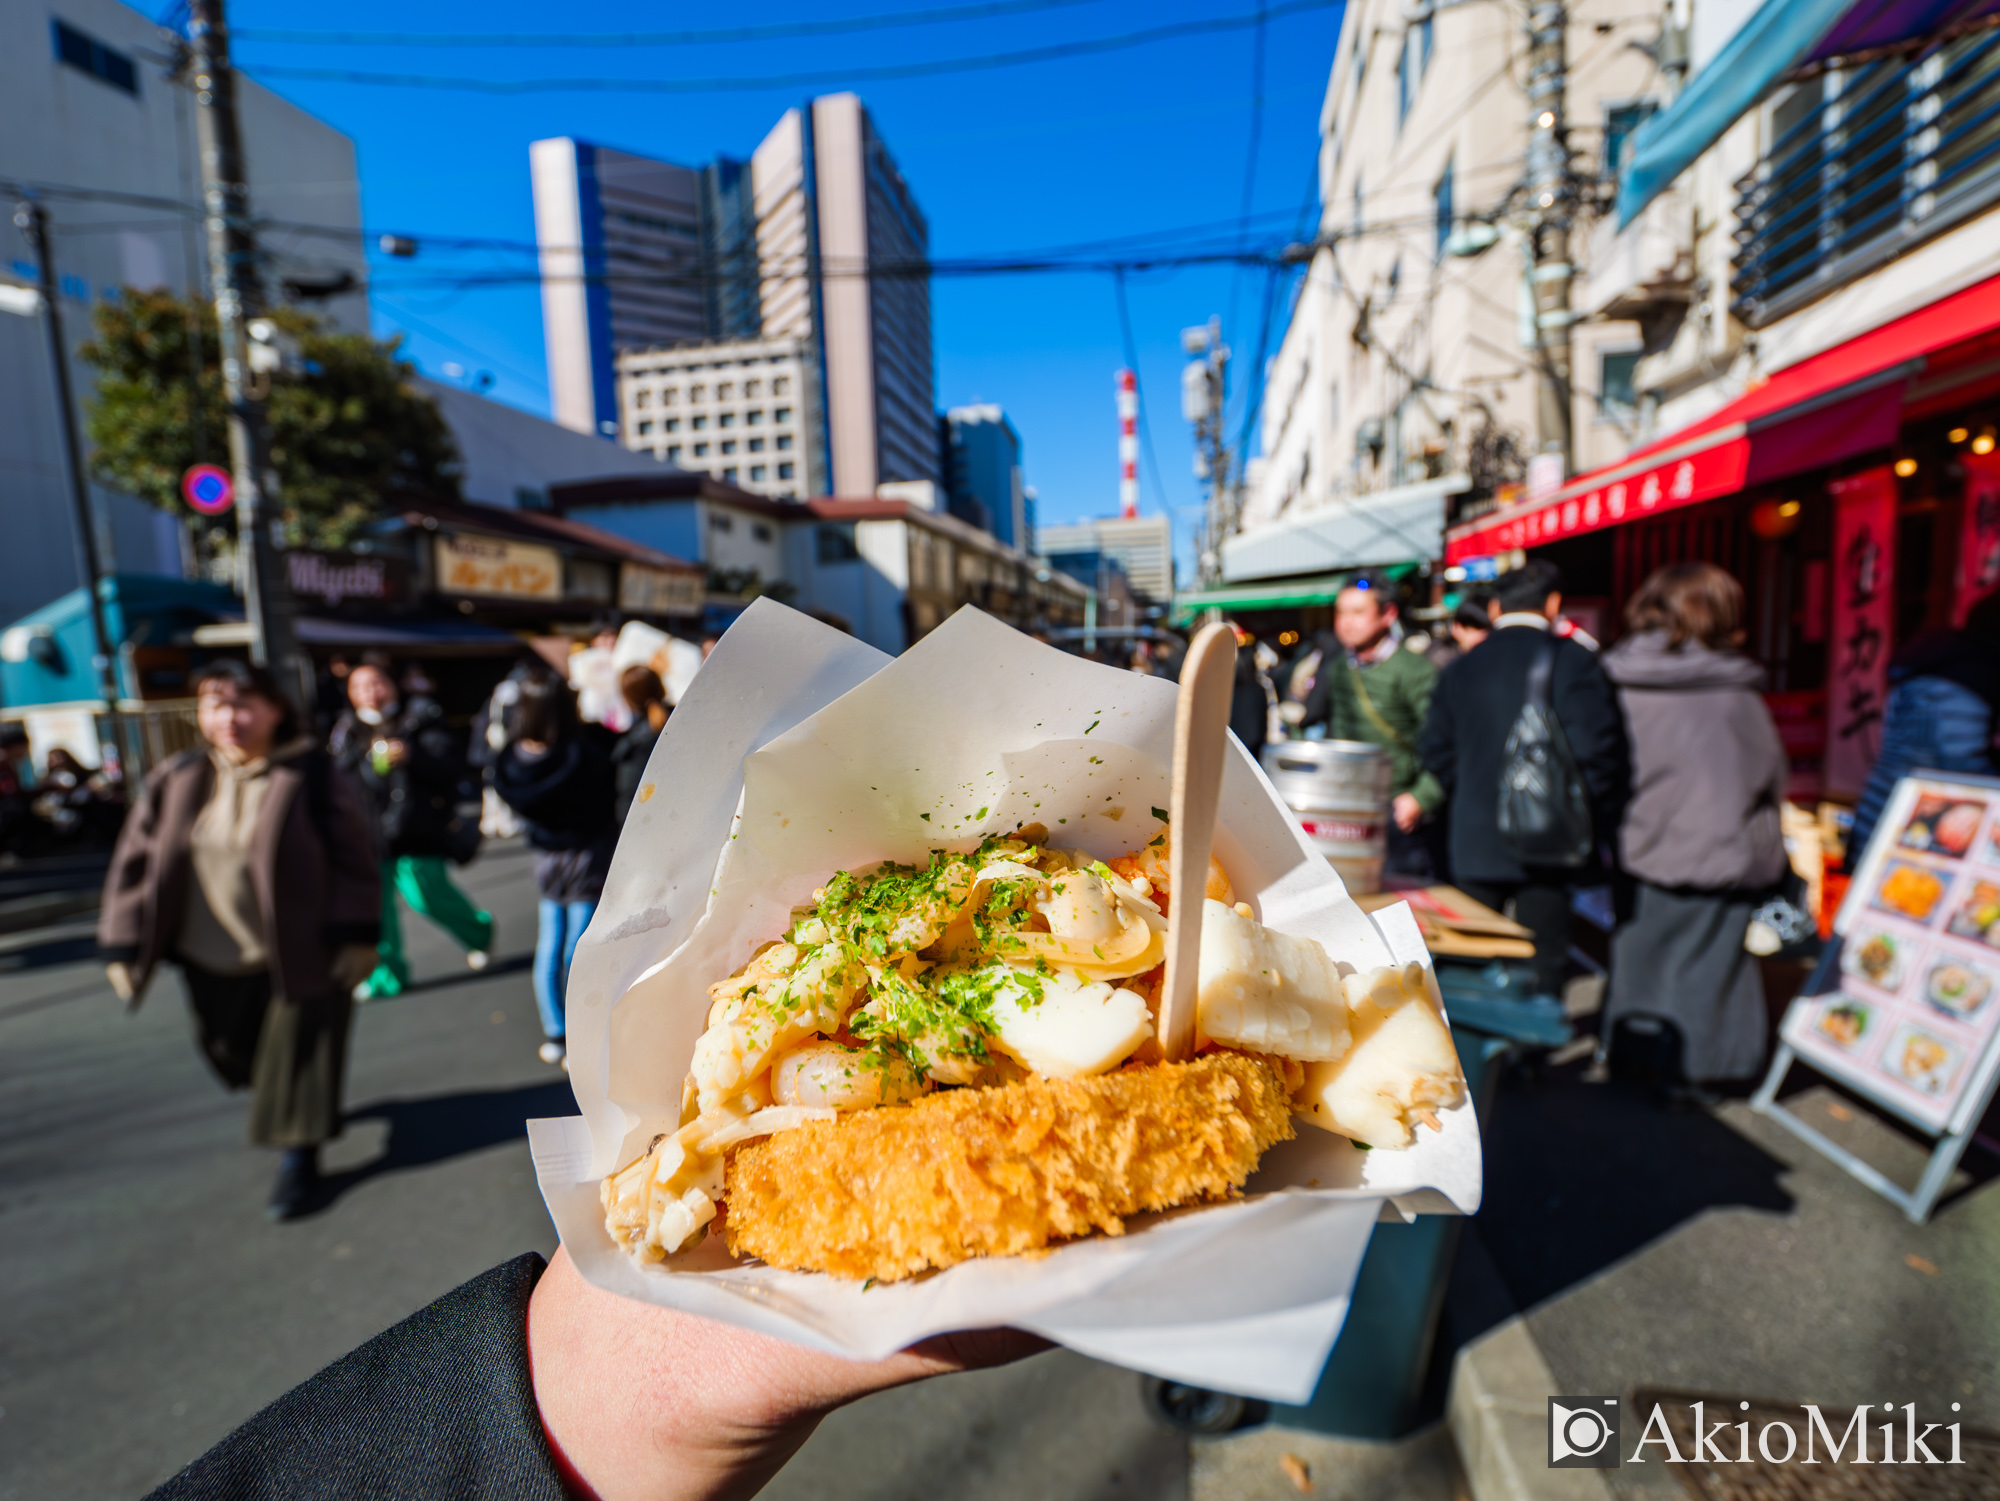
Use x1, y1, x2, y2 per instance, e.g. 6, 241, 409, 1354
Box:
268, 1149, 319, 1221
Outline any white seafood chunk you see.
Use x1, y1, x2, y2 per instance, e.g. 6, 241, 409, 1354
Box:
988, 969, 1153, 1078
1195, 900, 1351, 1061
1297, 963, 1465, 1149
690, 942, 863, 1112
772, 1041, 926, 1110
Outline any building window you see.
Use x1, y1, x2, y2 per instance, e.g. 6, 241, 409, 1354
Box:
717, 382, 735, 399
664, 418, 680, 433
634, 390, 650, 408
719, 412, 736, 429
667, 445, 682, 461
710, 512, 734, 532
773, 377, 790, 395
752, 523, 773, 542
721, 440, 737, 454
1603, 102, 1656, 178
724, 467, 740, 481
1433, 159, 1454, 259
637, 420, 653, 435
817, 523, 859, 563
774, 406, 791, 423
1598, 349, 1640, 420
744, 379, 762, 398
691, 415, 708, 431
691, 384, 706, 401
779, 462, 796, 479
750, 465, 768, 481
53, 20, 138, 95
746, 409, 763, 425
693, 443, 709, 457
748, 437, 765, 452
776, 434, 794, 451
662, 388, 678, 405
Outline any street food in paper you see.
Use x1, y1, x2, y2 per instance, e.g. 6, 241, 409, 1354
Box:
600, 822, 1466, 1281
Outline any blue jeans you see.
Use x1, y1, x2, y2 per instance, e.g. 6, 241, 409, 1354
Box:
534, 899, 596, 1041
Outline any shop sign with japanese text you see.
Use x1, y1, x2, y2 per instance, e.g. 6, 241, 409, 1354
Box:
435, 534, 561, 600
1954, 451, 2000, 626
1826, 467, 1896, 799
286, 551, 406, 607
619, 563, 705, 616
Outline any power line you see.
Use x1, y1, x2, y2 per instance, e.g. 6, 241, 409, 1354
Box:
1112, 268, 1173, 517
244, 0, 1341, 95
233, 0, 1112, 48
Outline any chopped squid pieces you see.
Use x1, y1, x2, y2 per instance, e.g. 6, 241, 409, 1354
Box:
986, 969, 1155, 1079
773, 1040, 925, 1110
1195, 899, 1352, 1062
690, 940, 865, 1112
1297, 962, 1466, 1150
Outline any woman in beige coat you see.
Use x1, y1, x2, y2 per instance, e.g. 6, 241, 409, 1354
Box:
99, 660, 380, 1218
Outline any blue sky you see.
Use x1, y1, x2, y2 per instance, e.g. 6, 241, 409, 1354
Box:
231, 0, 1343, 568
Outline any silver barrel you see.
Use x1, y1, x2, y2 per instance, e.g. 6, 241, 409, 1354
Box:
1261, 739, 1393, 895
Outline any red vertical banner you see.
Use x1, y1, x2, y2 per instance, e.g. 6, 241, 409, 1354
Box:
1825, 467, 1897, 799
1954, 451, 2000, 626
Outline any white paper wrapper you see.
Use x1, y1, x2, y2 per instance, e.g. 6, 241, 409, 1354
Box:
531, 601, 1483, 1402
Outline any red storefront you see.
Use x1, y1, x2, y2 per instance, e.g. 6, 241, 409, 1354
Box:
1445, 272, 2000, 803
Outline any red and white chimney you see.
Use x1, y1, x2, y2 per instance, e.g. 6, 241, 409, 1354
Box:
1116, 368, 1139, 518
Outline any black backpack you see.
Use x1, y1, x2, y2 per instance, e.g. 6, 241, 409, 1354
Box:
1496, 637, 1594, 867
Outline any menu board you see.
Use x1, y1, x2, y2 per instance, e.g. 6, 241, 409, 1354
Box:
1784, 773, 2000, 1134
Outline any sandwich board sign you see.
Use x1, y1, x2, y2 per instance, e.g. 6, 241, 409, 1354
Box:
1755, 770, 2000, 1222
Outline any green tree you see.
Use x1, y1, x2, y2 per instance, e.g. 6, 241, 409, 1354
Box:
81, 291, 461, 550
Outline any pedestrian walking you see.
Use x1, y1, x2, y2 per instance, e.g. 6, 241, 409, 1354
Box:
330, 655, 493, 1000
611, 665, 670, 825
98, 659, 380, 1219
491, 670, 616, 1069
1845, 591, 2000, 863
1600, 563, 1789, 1090
1418, 560, 1630, 996
1297, 573, 1446, 879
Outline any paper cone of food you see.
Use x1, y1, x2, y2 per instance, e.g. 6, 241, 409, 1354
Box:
531, 602, 1482, 1402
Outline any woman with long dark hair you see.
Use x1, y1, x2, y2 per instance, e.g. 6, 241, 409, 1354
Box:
490, 668, 616, 1068
98, 659, 381, 1218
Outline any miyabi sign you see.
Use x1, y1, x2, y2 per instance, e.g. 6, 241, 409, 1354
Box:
180, 463, 234, 515
1553, 1395, 1977, 1469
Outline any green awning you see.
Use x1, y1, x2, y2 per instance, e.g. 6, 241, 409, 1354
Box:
1171, 563, 1420, 624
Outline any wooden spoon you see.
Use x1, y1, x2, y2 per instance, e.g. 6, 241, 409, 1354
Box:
1157, 621, 1239, 1062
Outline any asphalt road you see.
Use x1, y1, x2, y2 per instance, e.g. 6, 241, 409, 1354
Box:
0, 841, 1186, 1501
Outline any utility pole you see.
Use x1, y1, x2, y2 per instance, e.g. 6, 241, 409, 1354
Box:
15, 201, 123, 746
1182, 317, 1231, 586
1524, 1, 1575, 479
186, 0, 306, 704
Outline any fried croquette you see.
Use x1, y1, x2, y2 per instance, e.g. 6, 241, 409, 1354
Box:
723, 1051, 1295, 1282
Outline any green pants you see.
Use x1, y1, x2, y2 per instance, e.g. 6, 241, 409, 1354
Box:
362, 856, 495, 999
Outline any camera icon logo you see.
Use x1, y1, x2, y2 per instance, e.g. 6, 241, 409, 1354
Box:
1548, 1397, 1621, 1468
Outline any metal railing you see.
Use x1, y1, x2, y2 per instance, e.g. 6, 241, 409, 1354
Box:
0, 700, 202, 782
1732, 24, 2000, 324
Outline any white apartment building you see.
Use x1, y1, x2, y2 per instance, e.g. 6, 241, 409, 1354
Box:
1034, 513, 1174, 602
614, 337, 823, 500
1236, 0, 1655, 581
0, 0, 367, 628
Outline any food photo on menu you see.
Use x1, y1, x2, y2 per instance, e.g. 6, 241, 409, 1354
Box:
1869, 859, 1951, 925
1840, 927, 1907, 992
1878, 1019, 1969, 1099
1814, 997, 1876, 1052
1946, 879, 2000, 948
1923, 952, 1996, 1021
1898, 794, 1987, 858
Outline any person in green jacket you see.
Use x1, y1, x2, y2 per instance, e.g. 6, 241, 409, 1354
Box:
1299, 573, 1447, 879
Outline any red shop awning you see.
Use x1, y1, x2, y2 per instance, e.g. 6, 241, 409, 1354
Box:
1446, 271, 2000, 564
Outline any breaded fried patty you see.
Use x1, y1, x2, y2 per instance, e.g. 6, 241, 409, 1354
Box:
723, 1051, 1295, 1282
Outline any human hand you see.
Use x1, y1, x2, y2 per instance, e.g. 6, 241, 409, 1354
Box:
106, 961, 136, 1008
1392, 792, 1423, 833
528, 1246, 1047, 1501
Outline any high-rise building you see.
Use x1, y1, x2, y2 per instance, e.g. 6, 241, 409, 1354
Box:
749, 93, 937, 495
614, 337, 824, 500
941, 405, 1030, 550
1035, 514, 1175, 604
531, 140, 763, 438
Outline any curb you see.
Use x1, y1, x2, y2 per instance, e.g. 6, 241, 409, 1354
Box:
1448, 1318, 1617, 1501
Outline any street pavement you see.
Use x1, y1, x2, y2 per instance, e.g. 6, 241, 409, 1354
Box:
0, 840, 1184, 1501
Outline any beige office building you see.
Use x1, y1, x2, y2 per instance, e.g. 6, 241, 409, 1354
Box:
615, 337, 824, 500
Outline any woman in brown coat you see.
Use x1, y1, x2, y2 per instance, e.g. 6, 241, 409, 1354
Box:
99, 660, 381, 1219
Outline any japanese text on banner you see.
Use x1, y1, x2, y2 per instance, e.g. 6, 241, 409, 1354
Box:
1826, 467, 1897, 799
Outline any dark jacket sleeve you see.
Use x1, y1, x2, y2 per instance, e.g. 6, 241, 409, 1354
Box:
1554, 644, 1632, 820
98, 756, 183, 965
1417, 659, 1460, 798
145, 1254, 569, 1501
321, 762, 384, 951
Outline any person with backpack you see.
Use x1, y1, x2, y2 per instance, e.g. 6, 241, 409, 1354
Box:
1298, 573, 1446, 878
1600, 563, 1789, 1091
1418, 560, 1631, 996
329, 654, 493, 1000
98, 660, 381, 1220
491, 670, 617, 1069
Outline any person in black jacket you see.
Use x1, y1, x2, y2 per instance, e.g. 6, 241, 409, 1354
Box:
1417, 560, 1630, 996
145, 1247, 1041, 1501
612, 664, 670, 825
329, 656, 493, 1000
491, 670, 616, 1068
